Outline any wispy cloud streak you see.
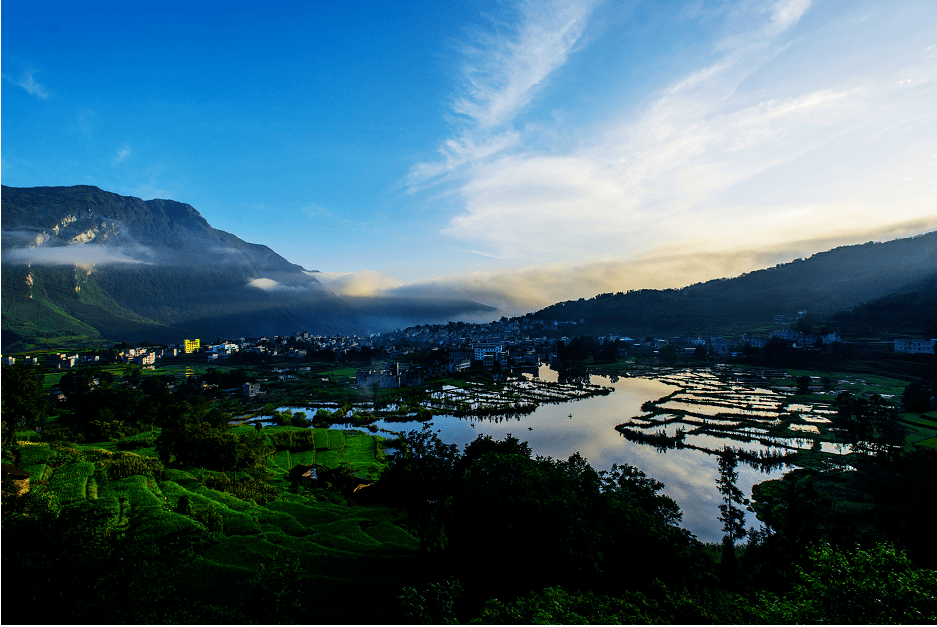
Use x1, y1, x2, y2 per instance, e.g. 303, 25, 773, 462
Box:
426, 0, 937, 264
410, 0, 598, 184
15, 67, 49, 98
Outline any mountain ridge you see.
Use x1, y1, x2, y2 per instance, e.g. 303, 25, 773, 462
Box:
529, 233, 937, 337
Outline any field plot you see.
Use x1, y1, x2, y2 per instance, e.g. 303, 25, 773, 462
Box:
49, 461, 96, 503
901, 412, 937, 449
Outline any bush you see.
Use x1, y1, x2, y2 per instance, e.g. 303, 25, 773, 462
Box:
267, 430, 316, 452
117, 437, 156, 451
755, 542, 937, 623
202, 472, 281, 506
176, 495, 224, 533
98, 452, 166, 482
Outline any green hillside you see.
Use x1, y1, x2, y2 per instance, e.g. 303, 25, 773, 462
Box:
3, 427, 417, 623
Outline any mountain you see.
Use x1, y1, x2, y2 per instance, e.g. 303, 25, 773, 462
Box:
1, 185, 497, 348
529, 233, 937, 337
1, 185, 337, 346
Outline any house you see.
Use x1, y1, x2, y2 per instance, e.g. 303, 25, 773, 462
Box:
46, 353, 78, 369
894, 339, 936, 354
242, 382, 261, 397
134, 352, 156, 366
474, 343, 505, 366
2, 464, 33, 496
356, 368, 400, 389
289, 464, 318, 487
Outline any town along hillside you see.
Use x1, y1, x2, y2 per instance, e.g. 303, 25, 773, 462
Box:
529, 233, 937, 337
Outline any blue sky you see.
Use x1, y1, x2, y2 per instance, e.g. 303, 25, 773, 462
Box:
4, 0, 936, 318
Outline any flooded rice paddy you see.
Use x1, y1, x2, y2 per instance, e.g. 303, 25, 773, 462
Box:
278, 365, 847, 543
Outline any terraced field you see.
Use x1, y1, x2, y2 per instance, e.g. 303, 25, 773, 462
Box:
6, 426, 416, 617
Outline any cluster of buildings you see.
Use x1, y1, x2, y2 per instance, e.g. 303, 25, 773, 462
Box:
117, 346, 180, 366
355, 363, 428, 389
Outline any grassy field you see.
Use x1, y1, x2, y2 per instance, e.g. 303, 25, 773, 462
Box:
900, 411, 937, 450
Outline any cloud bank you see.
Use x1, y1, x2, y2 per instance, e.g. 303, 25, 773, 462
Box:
3, 244, 153, 268
391, 217, 937, 319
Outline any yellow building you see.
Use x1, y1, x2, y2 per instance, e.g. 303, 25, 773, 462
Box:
183, 339, 201, 354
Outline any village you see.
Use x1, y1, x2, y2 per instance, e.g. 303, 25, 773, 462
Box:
3, 310, 933, 404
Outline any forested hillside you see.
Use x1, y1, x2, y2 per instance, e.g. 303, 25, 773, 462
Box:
531, 233, 937, 336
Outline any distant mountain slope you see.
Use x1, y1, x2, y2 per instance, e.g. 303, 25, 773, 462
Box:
530, 233, 937, 336
1, 185, 332, 345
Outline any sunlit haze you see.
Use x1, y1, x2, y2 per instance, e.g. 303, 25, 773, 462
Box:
4, 0, 936, 319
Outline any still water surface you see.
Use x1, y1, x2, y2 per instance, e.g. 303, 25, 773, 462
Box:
331, 367, 788, 544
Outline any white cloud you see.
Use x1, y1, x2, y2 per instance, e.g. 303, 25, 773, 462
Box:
114, 146, 131, 164
770, 0, 811, 32
302, 202, 333, 218
410, 0, 598, 186
315, 270, 404, 297
392, 214, 937, 317
453, 0, 596, 129
247, 278, 281, 291
246, 277, 319, 293
14, 67, 49, 99
4, 244, 152, 269
425, 1, 937, 266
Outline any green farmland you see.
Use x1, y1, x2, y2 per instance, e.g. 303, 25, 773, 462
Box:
2, 426, 417, 624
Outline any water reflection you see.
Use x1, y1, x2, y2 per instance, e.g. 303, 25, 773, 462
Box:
333, 368, 790, 544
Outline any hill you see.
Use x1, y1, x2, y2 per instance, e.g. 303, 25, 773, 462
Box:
530, 233, 937, 336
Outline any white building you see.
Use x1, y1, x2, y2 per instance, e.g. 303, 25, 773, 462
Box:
894, 339, 936, 354
242, 382, 261, 397
134, 352, 156, 366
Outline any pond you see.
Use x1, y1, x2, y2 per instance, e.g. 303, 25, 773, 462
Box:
330, 366, 797, 544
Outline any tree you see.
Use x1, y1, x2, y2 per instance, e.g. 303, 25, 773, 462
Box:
379, 424, 460, 553
833, 393, 906, 461
717, 448, 747, 544
754, 542, 937, 623
903, 381, 933, 413
716, 447, 747, 586
398, 579, 462, 624
1, 363, 48, 444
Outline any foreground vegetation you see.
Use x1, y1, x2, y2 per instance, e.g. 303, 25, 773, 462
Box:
4, 347, 937, 623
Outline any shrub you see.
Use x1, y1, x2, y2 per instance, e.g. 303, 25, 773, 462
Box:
177, 495, 224, 533
117, 437, 156, 451
98, 452, 166, 482
202, 473, 281, 506
267, 430, 316, 452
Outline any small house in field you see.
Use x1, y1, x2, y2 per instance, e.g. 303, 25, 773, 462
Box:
289, 464, 319, 487
2, 464, 33, 496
